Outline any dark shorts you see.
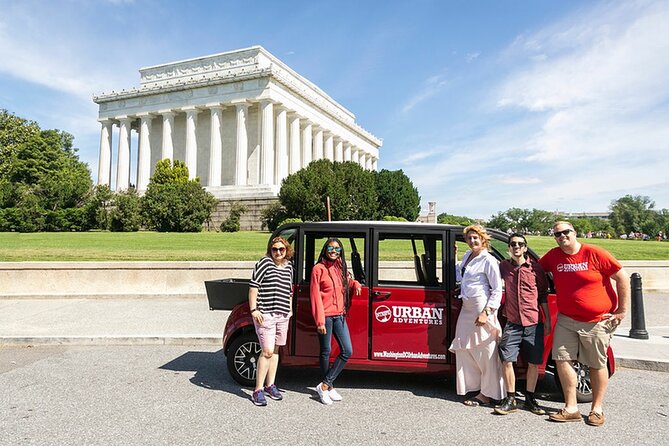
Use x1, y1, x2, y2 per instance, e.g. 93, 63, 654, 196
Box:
498, 322, 544, 364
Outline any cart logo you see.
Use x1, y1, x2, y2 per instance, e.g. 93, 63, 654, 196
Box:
375, 305, 444, 325
557, 261, 589, 273
375, 305, 392, 323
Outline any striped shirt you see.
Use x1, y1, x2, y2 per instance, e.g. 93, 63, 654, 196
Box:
249, 256, 293, 314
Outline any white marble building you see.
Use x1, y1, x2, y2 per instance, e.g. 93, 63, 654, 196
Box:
93, 46, 382, 199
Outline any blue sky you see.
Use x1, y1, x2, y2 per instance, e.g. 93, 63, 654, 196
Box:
1, 0, 668, 219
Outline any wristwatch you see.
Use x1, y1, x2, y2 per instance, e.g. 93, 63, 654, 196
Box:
483, 307, 493, 316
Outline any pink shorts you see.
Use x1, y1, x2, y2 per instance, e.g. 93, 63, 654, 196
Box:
253, 313, 291, 350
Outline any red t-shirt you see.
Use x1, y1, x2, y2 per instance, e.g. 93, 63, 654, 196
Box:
539, 244, 621, 322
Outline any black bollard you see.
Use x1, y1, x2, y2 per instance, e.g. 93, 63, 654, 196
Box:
629, 273, 649, 340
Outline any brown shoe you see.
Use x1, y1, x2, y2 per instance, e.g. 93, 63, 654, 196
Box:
548, 409, 582, 422
585, 411, 605, 427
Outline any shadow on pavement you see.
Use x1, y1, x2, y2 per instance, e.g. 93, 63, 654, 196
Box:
158, 349, 248, 400
158, 349, 563, 405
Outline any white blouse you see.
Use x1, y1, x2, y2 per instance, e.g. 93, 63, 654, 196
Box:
456, 249, 502, 309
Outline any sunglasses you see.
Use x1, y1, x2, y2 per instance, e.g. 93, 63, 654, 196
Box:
271, 247, 286, 253
509, 241, 526, 248
327, 246, 342, 253
553, 229, 573, 238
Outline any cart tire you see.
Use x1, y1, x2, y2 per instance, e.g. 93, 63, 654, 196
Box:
226, 332, 261, 387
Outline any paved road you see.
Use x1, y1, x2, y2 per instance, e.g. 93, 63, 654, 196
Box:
1, 345, 667, 446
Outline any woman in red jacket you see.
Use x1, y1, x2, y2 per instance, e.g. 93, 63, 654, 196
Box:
310, 238, 362, 405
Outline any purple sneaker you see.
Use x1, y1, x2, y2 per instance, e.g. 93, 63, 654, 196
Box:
264, 384, 283, 401
252, 389, 267, 406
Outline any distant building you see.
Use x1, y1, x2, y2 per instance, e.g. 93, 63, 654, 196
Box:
417, 202, 437, 224
556, 211, 610, 220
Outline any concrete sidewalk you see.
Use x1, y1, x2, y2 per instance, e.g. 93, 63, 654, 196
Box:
1, 294, 667, 372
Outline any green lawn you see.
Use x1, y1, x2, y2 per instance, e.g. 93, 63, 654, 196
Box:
0, 231, 667, 261
525, 236, 669, 260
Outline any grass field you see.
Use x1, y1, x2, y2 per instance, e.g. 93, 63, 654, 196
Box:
0, 231, 667, 261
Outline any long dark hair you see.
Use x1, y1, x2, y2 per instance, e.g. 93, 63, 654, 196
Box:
316, 237, 351, 310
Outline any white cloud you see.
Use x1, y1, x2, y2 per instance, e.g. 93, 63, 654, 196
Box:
400, 72, 449, 113
0, 3, 142, 101
496, 176, 541, 185
466, 52, 480, 63
399, 148, 442, 164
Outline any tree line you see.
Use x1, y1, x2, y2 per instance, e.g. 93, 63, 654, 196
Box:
1, 110, 420, 232
438, 196, 669, 238
5, 109, 663, 236
0, 110, 217, 232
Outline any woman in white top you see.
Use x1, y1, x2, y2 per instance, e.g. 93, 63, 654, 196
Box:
449, 224, 505, 406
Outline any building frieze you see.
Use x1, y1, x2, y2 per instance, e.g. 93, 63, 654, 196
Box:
92, 46, 380, 145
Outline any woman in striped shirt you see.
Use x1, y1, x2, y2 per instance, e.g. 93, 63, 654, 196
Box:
248, 236, 294, 406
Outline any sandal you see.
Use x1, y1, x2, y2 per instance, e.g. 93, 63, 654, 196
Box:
463, 397, 489, 407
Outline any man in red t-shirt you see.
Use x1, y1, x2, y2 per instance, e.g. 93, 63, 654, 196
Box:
539, 221, 629, 427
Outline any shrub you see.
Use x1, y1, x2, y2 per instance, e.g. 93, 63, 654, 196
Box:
83, 185, 114, 230
142, 181, 217, 232
109, 189, 142, 232
277, 217, 302, 228
382, 216, 408, 222
261, 201, 289, 231
220, 202, 247, 233
44, 208, 87, 231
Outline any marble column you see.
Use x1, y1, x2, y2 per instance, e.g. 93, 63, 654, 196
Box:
184, 108, 199, 180
275, 106, 288, 184
334, 139, 343, 162
324, 133, 334, 160
372, 157, 378, 171
161, 111, 175, 161
366, 154, 373, 170
235, 102, 249, 186
288, 114, 301, 174
302, 122, 313, 167
97, 119, 113, 186
208, 105, 223, 187
313, 127, 324, 160
343, 143, 352, 162
359, 152, 367, 169
260, 100, 275, 185
351, 147, 360, 165
137, 114, 152, 191
116, 117, 132, 191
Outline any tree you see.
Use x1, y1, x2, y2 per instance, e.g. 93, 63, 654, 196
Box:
279, 160, 377, 221
609, 195, 656, 235
437, 213, 474, 226
0, 111, 92, 211
487, 208, 555, 233
0, 110, 93, 232
375, 169, 420, 221
487, 211, 512, 232
141, 159, 217, 232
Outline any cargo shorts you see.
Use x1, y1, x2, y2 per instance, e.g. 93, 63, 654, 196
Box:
552, 313, 615, 369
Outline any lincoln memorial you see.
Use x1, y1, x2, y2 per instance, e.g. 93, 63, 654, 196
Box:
93, 45, 382, 203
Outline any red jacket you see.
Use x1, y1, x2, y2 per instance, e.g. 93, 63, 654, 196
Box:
310, 259, 361, 327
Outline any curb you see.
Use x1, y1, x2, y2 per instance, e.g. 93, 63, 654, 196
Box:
0, 336, 222, 347
616, 358, 669, 373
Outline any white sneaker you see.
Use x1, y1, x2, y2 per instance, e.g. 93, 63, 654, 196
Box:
316, 382, 333, 405
328, 388, 342, 402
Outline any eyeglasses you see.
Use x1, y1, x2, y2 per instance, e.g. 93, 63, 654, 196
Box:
553, 229, 573, 238
327, 246, 342, 253
509, 241, 526, 248
271, 247, 286, 253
